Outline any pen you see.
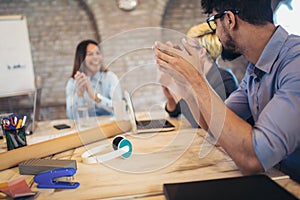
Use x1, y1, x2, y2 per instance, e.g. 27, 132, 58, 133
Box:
22, 116, 27, 127
17, 119, 22, 129
14, 116, 17, 126
10, 116, 17, 128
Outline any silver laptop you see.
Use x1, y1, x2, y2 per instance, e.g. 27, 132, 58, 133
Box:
124, 91, 175, 134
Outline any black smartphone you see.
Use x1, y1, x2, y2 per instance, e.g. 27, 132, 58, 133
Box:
53, 124, 71, 130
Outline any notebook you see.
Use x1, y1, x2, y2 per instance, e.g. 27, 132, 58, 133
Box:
163, 174, 298, 200
124, 91, 175, 134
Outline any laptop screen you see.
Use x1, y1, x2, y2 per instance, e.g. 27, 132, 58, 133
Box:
124, 91, 175, 134
124, 91, 138, 133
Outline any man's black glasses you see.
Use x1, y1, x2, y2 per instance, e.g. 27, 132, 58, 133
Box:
206, 10, 239, 32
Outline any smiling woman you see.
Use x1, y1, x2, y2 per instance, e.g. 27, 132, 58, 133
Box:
65, 40, 122, 120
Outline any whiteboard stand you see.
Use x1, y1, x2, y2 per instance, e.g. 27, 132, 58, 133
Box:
26, 88, 39, 134
30, 78, 43, 133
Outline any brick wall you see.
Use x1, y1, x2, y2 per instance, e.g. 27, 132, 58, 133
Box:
0, 0, 207, 120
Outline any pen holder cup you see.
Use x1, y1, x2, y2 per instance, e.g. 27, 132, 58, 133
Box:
4, 126, 27, 151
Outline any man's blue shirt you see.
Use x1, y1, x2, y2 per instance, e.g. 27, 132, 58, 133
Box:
226, 26, 300, 170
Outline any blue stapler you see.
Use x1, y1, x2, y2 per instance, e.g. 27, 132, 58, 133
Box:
34, 168, 80, 189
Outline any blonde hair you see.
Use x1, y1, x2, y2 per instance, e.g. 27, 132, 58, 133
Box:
186, 23, 222, 61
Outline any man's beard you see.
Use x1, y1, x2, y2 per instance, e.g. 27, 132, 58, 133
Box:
221, 46, 242, 61
220, 32, 242, 61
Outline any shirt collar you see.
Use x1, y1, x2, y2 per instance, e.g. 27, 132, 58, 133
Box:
255, 25, 289, 74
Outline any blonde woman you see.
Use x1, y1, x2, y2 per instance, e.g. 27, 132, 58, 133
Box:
162, 22, 238, 127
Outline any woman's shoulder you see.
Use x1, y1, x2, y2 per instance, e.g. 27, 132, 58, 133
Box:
66, 77, 75, 87
102, 70, 116, 75
101, 70, 118, 79
66, 77, 75, 83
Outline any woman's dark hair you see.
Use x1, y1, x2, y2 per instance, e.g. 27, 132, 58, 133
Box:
201, 0, 273, 25
71, 39, 106, 78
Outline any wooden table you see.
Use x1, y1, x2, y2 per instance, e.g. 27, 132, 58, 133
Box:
0, 114, 300, 199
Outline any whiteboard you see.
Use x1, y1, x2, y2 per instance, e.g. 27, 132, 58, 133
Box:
0, 15, 35, 97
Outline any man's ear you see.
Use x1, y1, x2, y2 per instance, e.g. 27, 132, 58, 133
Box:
225, 11, 237, 30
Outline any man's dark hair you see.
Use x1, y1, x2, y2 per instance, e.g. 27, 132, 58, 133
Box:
201, 0, 273, 25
